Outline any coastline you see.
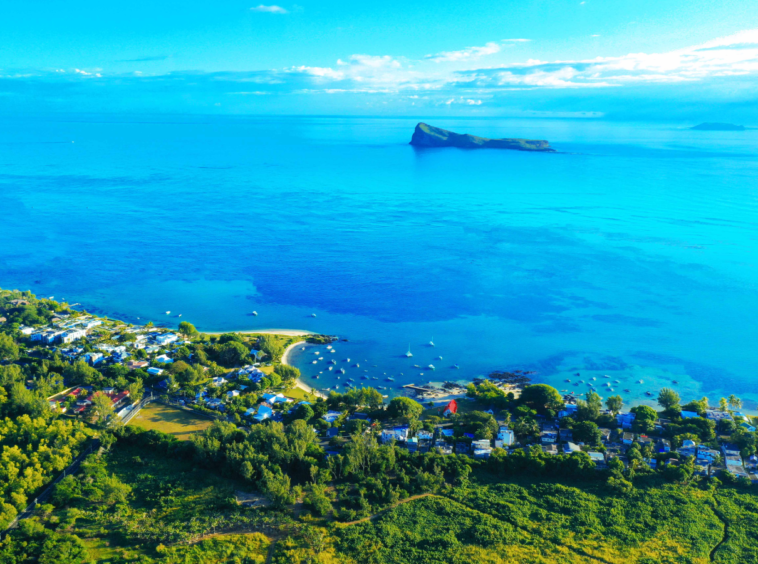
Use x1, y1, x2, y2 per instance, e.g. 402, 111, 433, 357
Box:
205, 328, 316, 337
280, 340, 327, 399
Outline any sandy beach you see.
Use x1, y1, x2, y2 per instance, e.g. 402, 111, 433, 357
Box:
281, 340, 327, 399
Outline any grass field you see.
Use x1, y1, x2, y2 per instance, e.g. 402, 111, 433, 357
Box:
130, 402, 213, 440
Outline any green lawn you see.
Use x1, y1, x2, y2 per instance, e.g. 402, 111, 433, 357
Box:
130, 402, 213, 440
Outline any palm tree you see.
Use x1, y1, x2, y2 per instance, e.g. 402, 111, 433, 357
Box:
728, 394, 742, 410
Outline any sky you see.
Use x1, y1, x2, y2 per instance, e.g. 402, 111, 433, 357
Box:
2, 0, 758, 120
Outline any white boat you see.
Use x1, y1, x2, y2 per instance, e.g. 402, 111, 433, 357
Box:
429, 337, 435, 347
165, 311, 171, 315
312, 360, 318, 364
328, 367, 333, 371
178, 314, 182, 317
427, 364, 435, 370
311, 313, 317, 317
252, 311, 258, 316
405, 345, 413, 358
453, 364, 459, 369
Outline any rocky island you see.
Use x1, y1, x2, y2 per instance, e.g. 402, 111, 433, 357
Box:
691, 122, 746, 131
410, 122, 555, 152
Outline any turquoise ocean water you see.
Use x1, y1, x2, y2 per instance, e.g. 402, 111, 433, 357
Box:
1, 115, 757, 409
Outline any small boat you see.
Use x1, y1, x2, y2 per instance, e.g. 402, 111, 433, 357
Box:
592, 377, 596, 381
436, 356, 443, 360
624, 389, 631, 393
673, 380, 679, 384
314, 375, 319, 379
427, 364, 435, 370
638, 380, 644, 384
565, 379, 571, 383
354, 363, 360, 368
311, 313, 317, 317
614, 380, 620, 383
413, 364, 421, 369
327, 345, 332, 349
252, 311, 258, 316
301, 347, 306, 351
453, 364, 459, 369
165, 311, 171, 315
603, 375, 610, 379
348, 378, 355, 382
429, 337, 435, 347
318, 357, 323, 360
387, 377, 395, 382
405, 345, 413, 358
372, 377, 378, 380
345, 358, 351, 363
362, 375, 369, 379
313, 351, 320, 355
178, 314, 182, 317
329, 360, 336, 364
312, 360, 318, 364
328, 367, 333, 371
645, 391, 653, 396
420, 372, 425, 376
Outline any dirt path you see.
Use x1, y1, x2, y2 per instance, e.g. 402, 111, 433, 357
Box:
709, 499, 730, 562
337, 493, 435, 526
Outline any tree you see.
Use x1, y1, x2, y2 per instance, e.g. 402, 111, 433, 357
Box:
275, 364, 300, 383
682, 397, 709, 416
605, 395, 623, 415
519, 384, 563, 415
0, 333, 19, 361
259, 336, 284, 363
293, 403, 314, 421
631, 405, 657, 433
178, 321, 198, 338
386, 397, 423, 422
577, 391, 602, 421
63, 360, 101, 386
127, 380, 144, 403
39, 532, 93, 564
90, 392, 115, 427
219, 341, 249, 367
728, 394, 742, 410
719, 397, 728, 412
573, 421, 602, 445
658, 388, 681, 410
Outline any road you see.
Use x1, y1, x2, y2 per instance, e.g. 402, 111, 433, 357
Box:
1, 437, 101, 539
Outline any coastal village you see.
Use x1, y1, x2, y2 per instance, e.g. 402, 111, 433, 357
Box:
2, 288, 757, 488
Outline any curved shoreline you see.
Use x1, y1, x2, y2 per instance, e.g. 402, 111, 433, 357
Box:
281, 340, 326, 399
205, 328, 316, 337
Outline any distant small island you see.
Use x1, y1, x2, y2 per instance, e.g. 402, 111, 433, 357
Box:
691, 122, 746, 131
410, 122, 555, 152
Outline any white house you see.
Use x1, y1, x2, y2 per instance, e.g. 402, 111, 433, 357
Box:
155, 333, 178, 346
227, 390, 240, 399
564, 442, 582, 454
60, 329, 87, 344
147, 367, 164, 376
211, 377, 228, 387
381, 427, 409, 443
323, 410, 342, 423
155, 354, 173, 364
497, 427, 515, 446
254, 404, 274, 422
262, 393, 291, 404
19, 326, 34, 336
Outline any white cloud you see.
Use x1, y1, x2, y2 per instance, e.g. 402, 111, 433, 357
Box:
426, 41, 503, 63
250, 5, 288, 14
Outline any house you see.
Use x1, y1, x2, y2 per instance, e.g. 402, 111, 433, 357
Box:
473, 448, 492, 459
656, 439, 671, 453
326, 427, 340, 438
435, 443, 453, 455
678, 439, 698, 458
617, 412, 636, 430
559, 403, 578, 419
588, 452, 606, 468
84, 352, 104, 366
740, 422, 757, 433
681, 411, 701, 419
254, 404, 274, 422
622, 432, 635, 445
706, 410, 733, 422
227, 390, 240, 399
261, 393, 291, 404
564, 442, 581, 454
637, 436, 654, 447
211, 377, 228, 387
244, 407, 257, 418
381, 427, 409, 443
322, 411, 342, 423
206, 398, 224, 410
559, 429, 574, 442
147, 367, 164, 376
443, 399, 458, 417
19, 326, 34, 336
541, 426, 558, 444
600, 428, 612, 443
60, 329, 87, 344
127, 360, 149, 370
697, 447, 719, 465
155, 354, 173, 364
498, 427, 516, 446
250, 349, 266, 361
417, 430, 433, 442
544, 444, 559, 455
440, 428, 455, 438
472, 439, 491, 450
155, 333, 178, 346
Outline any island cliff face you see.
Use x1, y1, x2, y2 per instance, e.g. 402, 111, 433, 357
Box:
410, 122, 555, 152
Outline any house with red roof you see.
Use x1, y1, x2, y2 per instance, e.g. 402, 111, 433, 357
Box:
443, 399, 458, 417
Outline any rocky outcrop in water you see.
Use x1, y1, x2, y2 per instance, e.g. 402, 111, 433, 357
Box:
409, 122, 555, 152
